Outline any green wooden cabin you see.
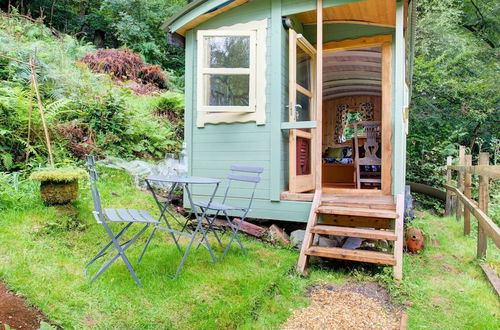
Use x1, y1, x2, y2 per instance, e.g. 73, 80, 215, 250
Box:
162, 0, 415, 224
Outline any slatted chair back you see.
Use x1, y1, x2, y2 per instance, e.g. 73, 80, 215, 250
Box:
85, 155, 105, 223
222, 165, 264, 210
353, 122, 382, 189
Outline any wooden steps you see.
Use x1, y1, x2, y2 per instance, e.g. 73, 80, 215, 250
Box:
297, 192, 405, 279
305, 246, 396, 265
310, 225, 397, 241
321, 193, 396, 210
316, 205, 398, 219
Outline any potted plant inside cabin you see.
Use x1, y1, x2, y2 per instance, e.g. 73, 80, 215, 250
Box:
30, 168, 87, 205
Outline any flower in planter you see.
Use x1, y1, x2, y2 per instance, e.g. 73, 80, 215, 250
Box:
30, 168, 88, 205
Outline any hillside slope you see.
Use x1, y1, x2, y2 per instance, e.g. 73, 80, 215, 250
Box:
0, 13, 184, 172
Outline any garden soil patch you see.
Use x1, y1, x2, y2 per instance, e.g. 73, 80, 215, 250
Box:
282, 282, 402, 330
0, 282, 46, 329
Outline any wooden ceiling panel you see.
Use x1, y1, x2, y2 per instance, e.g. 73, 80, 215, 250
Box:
296, 0, 396, 27
322, 46, 382, 100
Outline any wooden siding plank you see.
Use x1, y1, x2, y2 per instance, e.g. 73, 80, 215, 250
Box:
186, 197, 312, 222
192, 151, 271, 161
192, 160, 269, 169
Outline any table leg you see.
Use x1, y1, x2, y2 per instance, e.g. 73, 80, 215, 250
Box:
185, 184, 217, 262
146, 180, 181, 251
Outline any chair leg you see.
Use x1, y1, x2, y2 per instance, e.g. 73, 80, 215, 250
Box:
221, 211, 247, 260
138, 226, 157, 264
90, 224, 149, 287
196, 209, 223, 250
85, 223, 132, 270
173, 220, 214, 278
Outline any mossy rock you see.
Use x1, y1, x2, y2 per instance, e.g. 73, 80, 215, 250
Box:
40, 180, 79, 205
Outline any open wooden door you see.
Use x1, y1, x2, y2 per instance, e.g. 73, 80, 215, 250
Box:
288, 29, 317, 193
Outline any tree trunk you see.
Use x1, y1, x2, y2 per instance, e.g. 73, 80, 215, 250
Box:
93, 29, 105, 48
469, 122, 481, 154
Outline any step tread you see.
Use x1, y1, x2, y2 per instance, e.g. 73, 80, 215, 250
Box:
316, 205, 398, 219
320, 195, 396, 210
320, 202, 396, 210
305, 246, 396, 265
310, 225, 397, 241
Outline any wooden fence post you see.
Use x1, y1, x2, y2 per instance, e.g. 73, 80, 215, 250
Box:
456, 146, 466, 221
477, 152, 489, 258
445, 156, 453, 215
464, 154, 472, 235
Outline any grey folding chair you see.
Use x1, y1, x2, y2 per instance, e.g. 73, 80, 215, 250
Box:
84, 155, 159, 287
194, 165, 263, 259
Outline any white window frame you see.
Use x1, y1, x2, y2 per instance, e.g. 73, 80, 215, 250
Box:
197, 30, 256, 113
196, 19, 267, 127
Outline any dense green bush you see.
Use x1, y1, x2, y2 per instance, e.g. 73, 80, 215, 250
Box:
407, 0, 499, 210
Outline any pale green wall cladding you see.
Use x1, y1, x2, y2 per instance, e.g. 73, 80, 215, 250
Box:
303, 23, 394, 44
282, 0, 364, 16
183, 0, 408, 221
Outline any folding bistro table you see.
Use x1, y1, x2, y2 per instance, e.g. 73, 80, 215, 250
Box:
143, 175, 221, 278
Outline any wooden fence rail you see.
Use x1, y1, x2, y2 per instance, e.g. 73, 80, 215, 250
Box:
444, 148, 499, 259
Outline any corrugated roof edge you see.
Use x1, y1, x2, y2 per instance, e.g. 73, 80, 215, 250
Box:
160, 0, 209, 31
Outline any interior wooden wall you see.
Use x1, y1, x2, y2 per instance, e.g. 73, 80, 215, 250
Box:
322, 95, 381, 152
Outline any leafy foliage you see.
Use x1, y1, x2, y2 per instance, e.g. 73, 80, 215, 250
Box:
408, 0, 499, 197
0, 14, 184, 172
3, 0, 187, 78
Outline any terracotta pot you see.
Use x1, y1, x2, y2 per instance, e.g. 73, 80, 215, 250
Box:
40, 180, 79, 205
406, 228, 425, 253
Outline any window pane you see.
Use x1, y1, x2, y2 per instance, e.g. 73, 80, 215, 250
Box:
295, 91, 311, 121
204, 74, 250, 106
204, 36, 250, 68
296, 45, 311, 90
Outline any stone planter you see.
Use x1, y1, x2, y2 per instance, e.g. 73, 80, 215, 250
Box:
40, 180, 79, 205
30, 168, 87, 206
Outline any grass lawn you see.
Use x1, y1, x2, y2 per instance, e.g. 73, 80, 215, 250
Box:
0, 167, 498, 328
397, 212, 500, 329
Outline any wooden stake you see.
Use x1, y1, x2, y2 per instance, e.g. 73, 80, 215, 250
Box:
30, 55, 54, 168
25, 82, 34, 162
445, 156, 453, 215
456, 146, 465, 221
477, 152, 489, 258
463, 154, 472, 235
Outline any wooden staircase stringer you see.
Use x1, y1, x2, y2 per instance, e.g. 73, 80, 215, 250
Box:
393, 193, 405, 280
297, 192, 405, 279
297, 189, 322, 275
